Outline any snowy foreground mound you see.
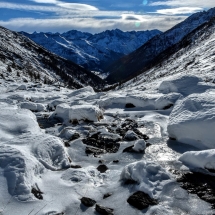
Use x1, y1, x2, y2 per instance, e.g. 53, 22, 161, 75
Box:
1, 74, 215, 214
179, 149, 215, 171
168, 90, 215, 149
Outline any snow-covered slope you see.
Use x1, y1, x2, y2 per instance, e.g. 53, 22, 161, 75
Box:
21, 29, 161, 72
105, 7, 215, 83
0, 26, 104, 90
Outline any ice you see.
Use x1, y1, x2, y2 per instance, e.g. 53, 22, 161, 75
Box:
179, 149, 215, 171
168, 90, 215, 149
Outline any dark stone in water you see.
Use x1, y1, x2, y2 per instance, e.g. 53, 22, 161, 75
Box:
125, 103, 136, 108
177, 171, 215, 208
70, 164, 82, 169
127, 191, 157, 210
82, 132, 120, 154
123, 145, 134, 153
113, 160, 119, 163
103, 193, 113, 199
163, 103, 174, 110
95, 204, 114, 215
97, 164, 108, 173
69, 132, 80, 141
31, 187, 43, 200
81, 197, 96, 207
85, 147, 106, 156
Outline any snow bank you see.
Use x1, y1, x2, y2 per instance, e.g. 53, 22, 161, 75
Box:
159, 75, 214, 96
0, 107, 41, 141
167, 90, 215, 149
32, 135, 70, 170
53, 104, 103, 123
99, 93, 180, 110
179, 149, 215, 171
0, 145, 44, 201
120, 161, 170, 197
20, 101, 46, 112
68, 86, 95, 98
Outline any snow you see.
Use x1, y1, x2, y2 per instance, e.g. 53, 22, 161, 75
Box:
120, 161, 171, 198
167, 90, 215, 149
20, 101, 46, 112
133, 139, 146, 152
179, 149, 215, 171
52, 104, 103, 123
0, 106, 41, 141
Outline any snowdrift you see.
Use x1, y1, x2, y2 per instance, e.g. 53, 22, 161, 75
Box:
120, 161, 170, 197
167, 90, 215, 149
53, 104, 103, 123
179, 149, 215, 171
159, 75, 214, 96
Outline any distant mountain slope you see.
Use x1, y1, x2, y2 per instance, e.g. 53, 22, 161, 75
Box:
0, 26, 104, 90
121, 14, 215, 89
105, 8, 215, 84
21, 29, 161, 72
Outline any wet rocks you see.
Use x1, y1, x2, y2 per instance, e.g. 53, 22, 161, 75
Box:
81, 197, 96, 207
31, 187, 43, 200
103, 193, 113, 199
125, 103, 136, 108
85, 147, 106, 156
97, 164, 108, 173
83, 132, 120, 154
177, 171, 215, 208
95, 204, 114, 215
127, 191, 157, 210
70, 164, 82, 169
124, 130, 139, 141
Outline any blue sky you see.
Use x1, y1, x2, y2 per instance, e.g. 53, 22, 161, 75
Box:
0, 0, 214, 33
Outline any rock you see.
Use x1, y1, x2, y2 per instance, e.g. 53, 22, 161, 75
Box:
163, 103, 174, 110
97, 164, 108, 173
69, 133, 80, 141
31, 187, 43, 200
85, 147, 106, 156
127, 191, 157, 210
177, 171, 215, 208
125, 103, 136, 108
124, 130, 139, 141
113, 160, 119, 163
81, 197, 96, 207
103, 193, 113, 199
123, 145, 134, 153
82, 133, 120, 154
95, 204, 114, 215
70, 164, 82, 169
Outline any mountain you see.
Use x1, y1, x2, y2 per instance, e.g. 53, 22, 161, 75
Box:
0, 26, 104, 90
105, 8, 215, 83
21, 29, 161, 73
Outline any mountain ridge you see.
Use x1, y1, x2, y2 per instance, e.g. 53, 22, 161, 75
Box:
105, 7, 215, 83
21, 29, 161, 73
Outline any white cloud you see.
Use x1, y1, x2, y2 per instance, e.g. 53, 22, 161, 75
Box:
0, 16, 186, 33
150, 0, 215, 8
30, 0, 98, 10
156, 7, 202, 15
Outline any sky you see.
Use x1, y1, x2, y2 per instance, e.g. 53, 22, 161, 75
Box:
0, 0, 214, 33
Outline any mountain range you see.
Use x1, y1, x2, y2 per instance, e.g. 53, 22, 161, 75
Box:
21, 29, 161, 73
